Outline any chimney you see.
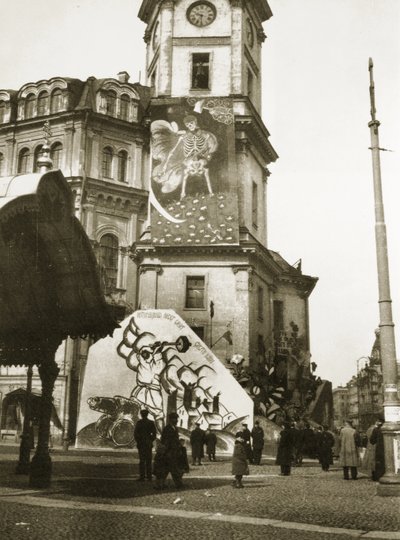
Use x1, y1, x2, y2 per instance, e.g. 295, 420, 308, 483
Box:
117, 71, 130, 83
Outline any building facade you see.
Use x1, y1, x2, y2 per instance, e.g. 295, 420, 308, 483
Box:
0, 0, 318, 445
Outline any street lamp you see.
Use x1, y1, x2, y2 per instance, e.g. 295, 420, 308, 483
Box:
368, 59, 400, 496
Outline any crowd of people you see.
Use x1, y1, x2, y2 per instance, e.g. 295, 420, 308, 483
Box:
134, 410, 386, 490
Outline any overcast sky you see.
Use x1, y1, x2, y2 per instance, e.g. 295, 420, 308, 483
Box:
1, 0, 399, 387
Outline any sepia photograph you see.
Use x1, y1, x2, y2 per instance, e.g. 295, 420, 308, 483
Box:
0, 1, 399, 538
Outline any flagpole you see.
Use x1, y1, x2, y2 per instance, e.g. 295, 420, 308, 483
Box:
368, 58, 400, 496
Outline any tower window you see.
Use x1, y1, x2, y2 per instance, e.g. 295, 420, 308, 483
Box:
17, 148, 30, 174
99, 233, 119, 291
51, 142, 63, 169
0, 101, 6, 123
102, 147, 113, 178
257, 286, 264, 320
37, 91, 49, 116
247, 69, 254, 102
185, 276, 205, 308
105, 90, 117, 116
120, 94, 130, 121
0, 152, 4, 176
252, 181, 258, 229
191, 53, 210, 90
50, 89, 63, 113
25, 93, 36, 119
273, 301, 284, 333
117, 150, 128, 182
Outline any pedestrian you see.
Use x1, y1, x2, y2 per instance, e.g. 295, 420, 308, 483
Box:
293, 421, 305, 466
251, 421, 264, 465
302, 422, 316, 459
178, 438, 190, 474
190, 422, 205, 465
134, 409, 156, 481
339, 420, 361, 480
153, 439, 168, 490
231, 431, 249, 488
241, 422, 253, 463
370, 417, 385, 481
160, 412, 185, 488
361, 422, 377, 479
317, 425, 335, 471
205, 428, 217, 461
276, 421, 294, 476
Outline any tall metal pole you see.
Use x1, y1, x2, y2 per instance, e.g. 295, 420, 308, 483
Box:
368, 58, 400, 496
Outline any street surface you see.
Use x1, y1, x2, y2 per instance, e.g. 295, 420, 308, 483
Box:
0, 445, 399, 540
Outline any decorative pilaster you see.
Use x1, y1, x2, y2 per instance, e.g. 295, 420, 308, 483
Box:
231, 0, 243, 94
138, 265, 163, 308
158, 1, 175, 96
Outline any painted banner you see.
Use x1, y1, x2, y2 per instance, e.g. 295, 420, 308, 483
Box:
76, 310, 253, 451
150, 97, 239, 246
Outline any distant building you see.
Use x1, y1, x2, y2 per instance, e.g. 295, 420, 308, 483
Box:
332, 386, 349, 429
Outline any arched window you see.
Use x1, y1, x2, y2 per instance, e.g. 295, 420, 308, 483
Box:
50, 89, 63, 113
99, 233, 119, 291
0, 153, 4, 176
0, 101, 6, 123
17, 148, 30, 174
120, 94, 130, 121
102, 147, 113, 178
50, 142, 63, 169
37, 91, 49, 116
25, 93, 36, 118
105, 90, 117, 116
117, 150, 128, 182
33, 145, 43, 172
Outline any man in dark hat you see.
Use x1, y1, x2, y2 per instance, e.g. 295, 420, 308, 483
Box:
160, 412, 184, 488
251, 421, 264, 465
134, 409, 156, 481
370, 417, 385, 481
190, 422, 206, 465
241, 423, 253, 463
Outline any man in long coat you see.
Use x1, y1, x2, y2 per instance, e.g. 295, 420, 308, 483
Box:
276, 422, 294, 476
134, 409, 156, 481
160, 412, 184, 488
317, 425, 335, 471
241, 423, 253, 463
370, 418, 385, 481
251, 421, 264, 465
339, 420, 360, 480
190, 422, 205, 465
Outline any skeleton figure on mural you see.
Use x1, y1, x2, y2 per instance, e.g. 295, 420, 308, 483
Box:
151, 115, 218, 200
116, 316, 191, 430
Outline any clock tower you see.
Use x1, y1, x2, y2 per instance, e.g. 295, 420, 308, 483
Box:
135, 0, 317, 387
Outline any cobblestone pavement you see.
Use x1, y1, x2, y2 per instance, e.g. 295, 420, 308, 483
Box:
0, 445, 399, 540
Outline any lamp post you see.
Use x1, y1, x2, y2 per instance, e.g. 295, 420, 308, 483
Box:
368, 59, 400, 496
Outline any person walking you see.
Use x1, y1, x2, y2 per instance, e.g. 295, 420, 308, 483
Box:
339, 420, 361, 480
370, 418, 385, 481
241, 423, 253, 463
190, 422, 205, 465
134, 409, 156, 481
276, 421, 294, 476
205, 428, 217, 461
153, 439, 168, 490
231, 432, 249, 488
160, 412, 185, 488
361, 421, 378, 479
251, 421, 264, 465
302, 422, 316, 459
317, 425, 335, 471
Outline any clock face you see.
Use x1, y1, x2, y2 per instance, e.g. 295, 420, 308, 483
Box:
246, 19, 254, 48
187, 2, 216, 27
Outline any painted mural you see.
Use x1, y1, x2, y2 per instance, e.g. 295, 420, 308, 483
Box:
76, 310, 253, 452
150, 97, 239, 246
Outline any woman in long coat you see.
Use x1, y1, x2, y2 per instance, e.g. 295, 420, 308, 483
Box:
361, 422, 377, 479
231, 432, 249, 488
276, 422, 294, 476
339, 420, 360, 480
